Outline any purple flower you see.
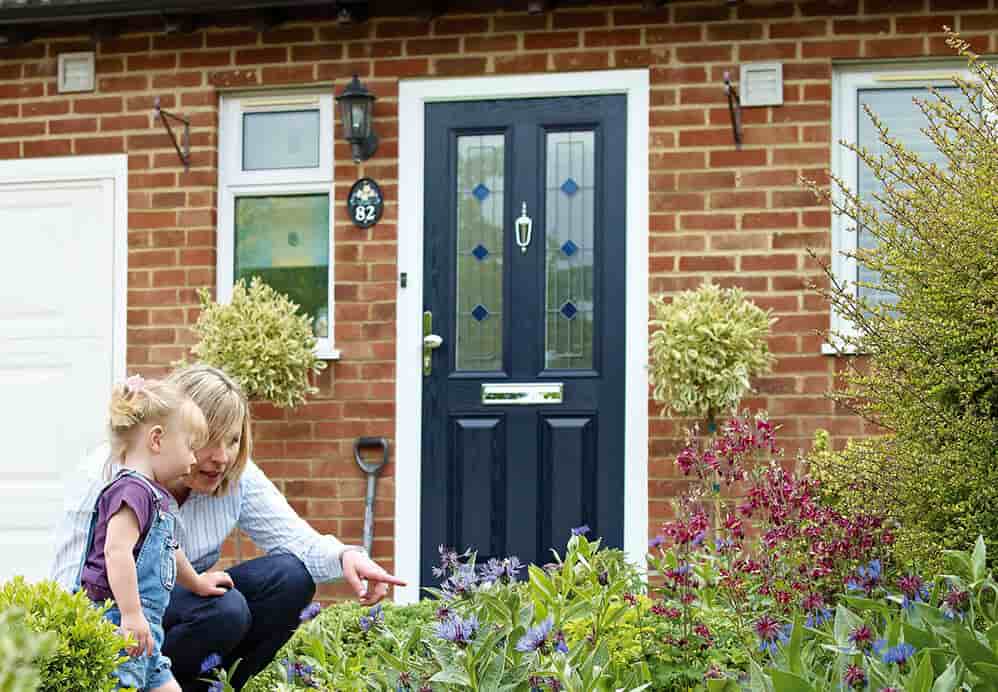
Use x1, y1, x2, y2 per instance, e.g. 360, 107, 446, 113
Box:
554, 630, 569, 654
942, 588, 970, 620
648, 535, 665, 549
847, 560, 882, 595
299, 601, 322, 622
843, 664, 866, 689
880, 642, 916, 666
441, 563, 480, 599
571, 525, 590, 537
849, 625, 875, 650
479, 556, 523, 584
359, 603, 384, 633
897, 574, 929, 609
755, 616, 790, 654
207, 683, 223, 692
436, 614, 479, 647
516, 617, 554, 653
199, 653, 223, 674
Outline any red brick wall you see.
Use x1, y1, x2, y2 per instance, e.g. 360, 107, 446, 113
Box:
0, 0, 981, 599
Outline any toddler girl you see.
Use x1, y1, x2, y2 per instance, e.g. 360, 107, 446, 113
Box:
75, 375, 234, 691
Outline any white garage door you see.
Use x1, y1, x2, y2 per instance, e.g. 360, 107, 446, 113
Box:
0, 155, 126, 582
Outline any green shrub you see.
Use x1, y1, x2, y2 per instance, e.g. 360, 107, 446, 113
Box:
186, 276, 326, 408
0, 608, 56, 692
0, 579, 127, 692
244, 599, 439, 691
808, 34, 998, 568
649, 283, 775, 422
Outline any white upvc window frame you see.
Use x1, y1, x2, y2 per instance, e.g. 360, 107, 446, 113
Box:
828, 61, 974, 353
217, 89, 340, 359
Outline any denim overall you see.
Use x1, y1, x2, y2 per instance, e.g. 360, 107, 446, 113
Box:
75, 470, 178, 691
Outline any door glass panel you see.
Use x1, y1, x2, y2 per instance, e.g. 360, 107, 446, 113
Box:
234, 194, 329, 337
454, 134, 505, 371
456, 134, 505, 371
243, 110, 320, 171
545, 131, 594, 370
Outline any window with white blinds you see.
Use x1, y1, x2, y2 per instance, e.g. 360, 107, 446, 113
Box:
829, 64, 975, 345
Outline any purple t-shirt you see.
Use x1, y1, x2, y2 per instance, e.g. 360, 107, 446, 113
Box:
80, 474, 170, 603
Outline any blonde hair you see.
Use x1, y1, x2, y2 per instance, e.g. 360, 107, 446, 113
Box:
166, 364, 252, 497
108, 378, 208, 467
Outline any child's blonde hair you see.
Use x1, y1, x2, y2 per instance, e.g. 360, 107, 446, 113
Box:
108, 376, 208, 466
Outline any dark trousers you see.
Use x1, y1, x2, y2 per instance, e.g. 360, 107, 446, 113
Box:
162, 553, 316, 691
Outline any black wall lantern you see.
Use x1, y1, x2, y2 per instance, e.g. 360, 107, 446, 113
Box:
336, 75, 378, 163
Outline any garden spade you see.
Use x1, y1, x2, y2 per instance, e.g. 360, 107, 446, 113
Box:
353, 437, 388, 555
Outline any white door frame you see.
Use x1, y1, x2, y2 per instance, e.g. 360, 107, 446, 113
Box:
394, 70, 649, 603
0, 154, 129, 381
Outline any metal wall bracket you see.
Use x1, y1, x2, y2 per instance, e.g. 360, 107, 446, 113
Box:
153, 96, 191, 172
723, 71, 743, 150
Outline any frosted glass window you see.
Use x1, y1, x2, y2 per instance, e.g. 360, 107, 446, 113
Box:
243, 110, 320, 171
234, 194, 330, 337
545, 131, 595, 370
455, 134, 505, 372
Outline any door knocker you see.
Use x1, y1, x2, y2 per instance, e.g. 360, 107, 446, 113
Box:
515, 202, 532, 254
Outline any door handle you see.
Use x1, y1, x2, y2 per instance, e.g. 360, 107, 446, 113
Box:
515, 202, 532, 254
423, 311, 443, 375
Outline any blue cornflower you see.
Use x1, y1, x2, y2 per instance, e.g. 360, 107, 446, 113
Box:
881, 642, 916, 666
359, 603, 384, 632
516, 617, 554, 653
571, 525, 590, 537
897, 574, 929, 610
441, 563, 480, 599
554, 630, 569, 654
299, 601, 322, 622
436, 614, 479, 647
847, 560, 882, 595
805, 608, 832, 628
755, 616, 790, 655
200, 653, 223, 674
207, 683, 224, 692
432, 544, 461, 579
479, 556, 524, 584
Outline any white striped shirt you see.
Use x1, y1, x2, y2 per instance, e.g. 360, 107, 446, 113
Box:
51, 446, 351, 590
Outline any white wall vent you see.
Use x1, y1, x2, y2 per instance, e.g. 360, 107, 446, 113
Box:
58, 52, 96, 94
739, 62, 783, 107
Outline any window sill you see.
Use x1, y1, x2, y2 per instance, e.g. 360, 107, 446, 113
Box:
821, 341, 864, 356
316, 347, 342, 361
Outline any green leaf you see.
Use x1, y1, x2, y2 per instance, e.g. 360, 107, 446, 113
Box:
908, 653, 935, 692
973, 536, 988, 583
766, 669, 815, 692
706, 679, 739, 692
931, 658, 962, 692
904, 622, 939, 651
956, 629, 998, 671
787, 615, 805, 676
833, 604, 866, 650
429, 667, 473, 686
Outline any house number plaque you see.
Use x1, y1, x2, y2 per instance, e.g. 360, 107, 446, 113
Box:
347, 177, 384, 229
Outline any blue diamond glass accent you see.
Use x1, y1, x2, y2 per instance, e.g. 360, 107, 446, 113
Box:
561, 240, 578, 257
471, 304, 489, 322
560, 178, 579, 196
471, 244, 489, 261
560, 301, 578, 320
472, 183, 490, 201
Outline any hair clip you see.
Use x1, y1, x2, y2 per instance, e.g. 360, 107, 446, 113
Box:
124, 374, 147, 395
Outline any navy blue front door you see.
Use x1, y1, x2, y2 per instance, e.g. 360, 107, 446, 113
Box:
421, 95, 626, 589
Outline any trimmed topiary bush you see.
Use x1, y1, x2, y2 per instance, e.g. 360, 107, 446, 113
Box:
649, 282, 775, 424
187, 276, 326, 408
0, 578, 127, 692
